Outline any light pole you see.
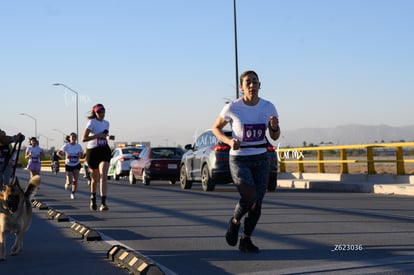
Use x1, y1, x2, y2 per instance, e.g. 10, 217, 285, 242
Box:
53, 128, 66, 144
20, 113, 37, 138
233, 0, 239, 99
38, 134, 53, 150
53, 83, 79, 138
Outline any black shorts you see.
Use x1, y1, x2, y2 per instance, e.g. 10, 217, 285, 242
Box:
65, 163, 81, 172
86, 145, 111, 169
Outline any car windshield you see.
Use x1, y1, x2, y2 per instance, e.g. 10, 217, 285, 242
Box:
150, 148, 183, 159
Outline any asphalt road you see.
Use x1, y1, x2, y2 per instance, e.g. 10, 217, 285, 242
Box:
2, 169, 414, 275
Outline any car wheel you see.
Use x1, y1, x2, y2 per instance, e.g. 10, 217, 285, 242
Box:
180, 165, 192, 189
201, 165, 215, 192
267, 172, 277, 191
129, 170, 136, 185
142, 170, 150, 185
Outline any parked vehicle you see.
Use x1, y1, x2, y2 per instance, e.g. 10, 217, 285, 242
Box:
179, 129, 278, 192
129, 147, 185, 185
108, 146, 142, 180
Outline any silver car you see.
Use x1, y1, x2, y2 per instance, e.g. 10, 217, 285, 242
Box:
108, 146, 142, 180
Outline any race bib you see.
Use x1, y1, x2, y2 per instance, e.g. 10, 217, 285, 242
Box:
69, 155, 79, 163
242, 124, 266, 142
31, 157, 40, 163
97, 137, 108, 147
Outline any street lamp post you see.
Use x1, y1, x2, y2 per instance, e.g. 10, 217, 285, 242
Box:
53, 83, 79, 138
38, 134, 53, 150
233, 0, 239, 99
53, 128, 67, 144
20, 113, 37, 138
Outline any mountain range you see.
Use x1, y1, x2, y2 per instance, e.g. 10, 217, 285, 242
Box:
281, 124, 414, 147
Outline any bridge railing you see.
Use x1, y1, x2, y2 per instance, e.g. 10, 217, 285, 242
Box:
277, 142, 414, 175
41, 159, 86, 168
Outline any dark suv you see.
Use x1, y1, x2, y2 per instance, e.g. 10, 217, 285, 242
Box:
179, 129, 278, 192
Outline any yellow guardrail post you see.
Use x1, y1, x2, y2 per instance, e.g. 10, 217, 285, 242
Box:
340, 148, 349, 174
298, 155, 304, 173
396, 146, 405, 175
279, 158, 286, 172
317, 149, 325, 173
366, 146, 376, 174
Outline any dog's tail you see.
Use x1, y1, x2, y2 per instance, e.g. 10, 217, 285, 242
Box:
24, 175, 41, 201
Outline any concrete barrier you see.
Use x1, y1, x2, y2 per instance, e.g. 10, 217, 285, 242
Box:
277, 172, 414, 196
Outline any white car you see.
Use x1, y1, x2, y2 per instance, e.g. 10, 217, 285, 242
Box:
108, 146, 142, 180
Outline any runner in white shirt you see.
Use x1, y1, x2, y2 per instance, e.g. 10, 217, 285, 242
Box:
58, 133, 83, 199
212, 70, 281, 253
25, 137, 45, 178
82, 103, 113, 211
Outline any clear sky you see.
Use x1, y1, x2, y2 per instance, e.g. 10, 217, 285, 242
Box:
1, 0, 413, 150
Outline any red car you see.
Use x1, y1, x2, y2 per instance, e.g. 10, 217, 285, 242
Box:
129, 147, 184, 185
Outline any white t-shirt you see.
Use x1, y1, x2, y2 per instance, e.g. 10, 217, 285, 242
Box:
220, 97, 278, 156
85, 119, 110, 149
60, 143, 83, 166
25, 146, 43, 163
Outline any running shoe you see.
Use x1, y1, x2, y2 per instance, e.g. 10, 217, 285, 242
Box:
90, 198, 97, 211
225, 217, 240, 246
99, 204, 109, 211
239, 237, 259, 253
70, 193, 75, 200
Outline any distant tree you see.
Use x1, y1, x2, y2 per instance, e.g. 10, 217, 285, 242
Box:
320, 141, 333, 145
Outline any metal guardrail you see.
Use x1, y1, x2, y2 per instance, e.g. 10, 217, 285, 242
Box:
40, 142, 414, 175
41, 159, 85, 167
277, 142, 414, 175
